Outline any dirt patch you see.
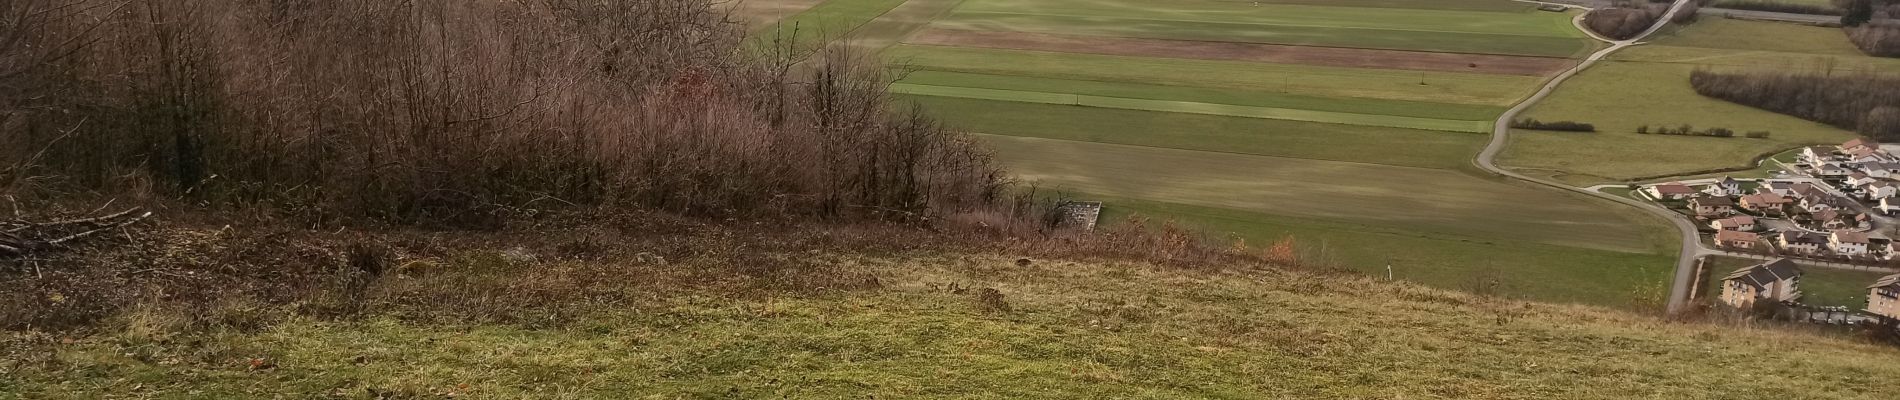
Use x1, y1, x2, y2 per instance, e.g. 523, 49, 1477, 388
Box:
733, 0, 828, 28
906, 29, 1574, 76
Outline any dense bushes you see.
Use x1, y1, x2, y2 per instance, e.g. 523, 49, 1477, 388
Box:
1585, 5, 1667, 40
1635, 124, 1766, 138
1511, 119, 1597, 132
0, 0, 1007, 226
1715, 0, 1843, 16
1689, 70, 1900, 140
1849, 23, 1900, 56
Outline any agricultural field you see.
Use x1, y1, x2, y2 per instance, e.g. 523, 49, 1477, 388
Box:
763, 0, 1682, 308
1500, 18, 1900, 185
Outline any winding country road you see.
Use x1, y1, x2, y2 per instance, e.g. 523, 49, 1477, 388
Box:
1477, 0, 1700, 313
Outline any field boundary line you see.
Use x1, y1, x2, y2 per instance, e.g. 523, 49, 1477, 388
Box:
893, 84, 1493, 133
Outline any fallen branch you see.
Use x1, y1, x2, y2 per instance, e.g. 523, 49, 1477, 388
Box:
1, 207, 151, 259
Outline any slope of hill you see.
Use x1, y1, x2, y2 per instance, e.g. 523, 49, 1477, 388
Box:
7, 242, 1896, 398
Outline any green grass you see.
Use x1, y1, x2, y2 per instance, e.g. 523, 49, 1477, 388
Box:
1092, 194, 1678, 308
951, 0, 1583, 38
909, 96, 1488, 169
750, 0, 910, 51
886, 45, 1545, 106
976, 134, 1669, 254
1498, 19, 1893, 184
20, 252, 1900, 398
929, 11, 1593, 57
1250, 0, 1538, 12
896, 70, 1507, 121
892, 83, 1492, 132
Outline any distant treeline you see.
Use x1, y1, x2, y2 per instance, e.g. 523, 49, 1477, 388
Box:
1842, 0, 1900, 57
1715, 0, 1842, 16
1690, 70, 1900, 140
1511, 119, 1596, 132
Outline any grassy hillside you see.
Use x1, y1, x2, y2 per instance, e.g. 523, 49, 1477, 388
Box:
10, 251, 1897, 398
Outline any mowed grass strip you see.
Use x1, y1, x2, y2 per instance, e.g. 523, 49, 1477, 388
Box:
952, 0, 1584, 37
749, 0, 908, 50
1093, 194, 1678, 308
1250, 0, 1536, 12
975, 134, 1661, 253
892, 83, 1492, 132
897, 70, 1506, 120
906, 28, 1574, 76
908, 96, 1484, 169
886, 45, 1542, 106
928, 12, 1593, 57
1499, 20, 1886, 184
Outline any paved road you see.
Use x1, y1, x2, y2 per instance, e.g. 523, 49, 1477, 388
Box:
1475, 0, 1701, 313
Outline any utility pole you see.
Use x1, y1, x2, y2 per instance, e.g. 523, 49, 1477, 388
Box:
1385, 258, 1394, 280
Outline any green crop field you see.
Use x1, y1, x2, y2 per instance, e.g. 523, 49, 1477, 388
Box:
927, 0, 1593, 57
748, 0, 1692, 308
896, 71, 1508, 120
1500, 19, 1900, 185
892, 84, 1493, 132
886, 45, 1542, 106
980, 135, 1661, 254
750, 0, 909, 51
1095, 195, 1678, 307
912, 97, 1488, 169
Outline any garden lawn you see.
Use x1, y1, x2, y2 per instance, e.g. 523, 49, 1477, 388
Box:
886, 45, 1543, 106
977, 134, 1667, 254
911, 96, 1487, 169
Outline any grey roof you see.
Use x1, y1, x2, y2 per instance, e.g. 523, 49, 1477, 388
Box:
1871, 273, 1900, 290
1724, 259, 1802, 290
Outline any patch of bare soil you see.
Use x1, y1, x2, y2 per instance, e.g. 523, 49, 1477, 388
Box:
906, 29, 1574, 76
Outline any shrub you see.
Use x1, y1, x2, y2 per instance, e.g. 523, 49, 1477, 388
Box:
0, 0, 1008, 226
1585, 5, 1666, 40
1848, 23, 1900, 57
1511, 118, 1598, 132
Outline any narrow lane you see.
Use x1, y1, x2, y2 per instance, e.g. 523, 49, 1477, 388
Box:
1476, 0, 1701, 313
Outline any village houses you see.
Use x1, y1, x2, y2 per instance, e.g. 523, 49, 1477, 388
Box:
1848, 172, 1879, 187
1865, 181, 1899, 200
1720, 259, 1803, 309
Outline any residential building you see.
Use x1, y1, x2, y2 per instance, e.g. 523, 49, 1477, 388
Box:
1833, 230, 1871, 255
1704, 176, 1743, 196
1844, 137, 1880, 152
1848, 172, 1878, 187
1646, 182, 1697, 200
1715, 230, 1760, 249
1739, 193, 1790, 215
1866, 181, 1898, 200
1720, 259, 1803, 309
1778, 231, 1828, 254
1798, 194, 1838, 214
1711, 215, 1756, 231
1689, 196, 1735, 216
1868, 274, 1900, 320
1815, 162, 1851, 177
1846, 146, 1889, 163
1802, 146, 1835, 164
1760, 181, 1796, 196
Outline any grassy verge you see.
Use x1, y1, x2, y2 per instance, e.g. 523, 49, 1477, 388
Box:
10, 251, 1897, 398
